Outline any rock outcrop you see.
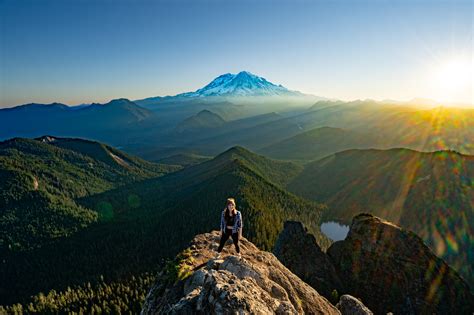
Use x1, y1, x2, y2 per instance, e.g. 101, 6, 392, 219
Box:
275, 213, 474, 314
335, 295, 373, 315
141, 230, 341, 314
330, 213, 474, 314
273, 221, 344, 301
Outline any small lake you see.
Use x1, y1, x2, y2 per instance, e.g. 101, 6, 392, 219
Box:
320, 221, 349, 241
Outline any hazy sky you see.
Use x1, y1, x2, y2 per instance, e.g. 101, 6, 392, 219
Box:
0, 0, 472, 107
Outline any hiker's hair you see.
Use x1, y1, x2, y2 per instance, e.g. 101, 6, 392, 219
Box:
225, 198, 237, 221
226, 198, 236, 208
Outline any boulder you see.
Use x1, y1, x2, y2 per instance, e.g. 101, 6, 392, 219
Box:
336, 294, 373, 315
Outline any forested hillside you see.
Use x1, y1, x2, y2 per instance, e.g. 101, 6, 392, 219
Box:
0, 137, 178, 253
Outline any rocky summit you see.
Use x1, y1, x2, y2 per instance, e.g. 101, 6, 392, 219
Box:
141, 231, 370, 314
275, 213, 474, 314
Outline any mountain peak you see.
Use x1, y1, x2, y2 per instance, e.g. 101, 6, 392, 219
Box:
235, 70, 255, 78
35, 135, 58, 143
104, 98, 135, 106
176, 71, 304, 98
174, 110, 226, 133
3, 102, 69, 112
196, 109, 219, 117
216, 145, 254, 160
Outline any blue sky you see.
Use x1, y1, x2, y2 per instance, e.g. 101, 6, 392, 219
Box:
0, 0, 472, 107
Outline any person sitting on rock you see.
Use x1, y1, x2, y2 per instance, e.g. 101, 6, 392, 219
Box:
215, 197, 243, 259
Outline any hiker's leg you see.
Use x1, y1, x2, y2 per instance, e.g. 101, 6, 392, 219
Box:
231, 232, 240, 253
217, 229, 231, 252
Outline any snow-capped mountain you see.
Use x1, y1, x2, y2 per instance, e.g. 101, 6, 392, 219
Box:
134, 71, 322, 107
176, 71, 305, 98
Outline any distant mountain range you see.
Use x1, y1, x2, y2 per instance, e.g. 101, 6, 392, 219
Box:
0, 98, 158, 142
1, 93, 473, 161
169, 100, 474, 158
2, 72, 472, 160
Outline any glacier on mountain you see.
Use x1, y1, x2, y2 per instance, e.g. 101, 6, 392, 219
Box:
176, 71, 304, 98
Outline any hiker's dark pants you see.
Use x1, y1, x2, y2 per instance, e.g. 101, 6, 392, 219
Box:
217, 228, 240, 253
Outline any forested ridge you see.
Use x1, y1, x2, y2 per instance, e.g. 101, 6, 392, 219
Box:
1, 141, 330, 313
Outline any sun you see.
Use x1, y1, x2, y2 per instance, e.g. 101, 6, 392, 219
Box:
434, 59, 474, 98
436, 59, 472, 90
429, 58, 473, 104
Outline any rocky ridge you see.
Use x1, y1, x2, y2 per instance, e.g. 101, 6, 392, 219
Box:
141, 231, 370, 314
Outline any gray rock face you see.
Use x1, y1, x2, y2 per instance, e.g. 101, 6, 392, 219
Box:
328, 213, 474, 314
336, 295, 373, 315
273, 221, 345, 302
274, 214, 474, 314
141, 230, 340, 315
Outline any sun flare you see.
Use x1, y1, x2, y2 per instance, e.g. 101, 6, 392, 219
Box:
435, 59, 472, 93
